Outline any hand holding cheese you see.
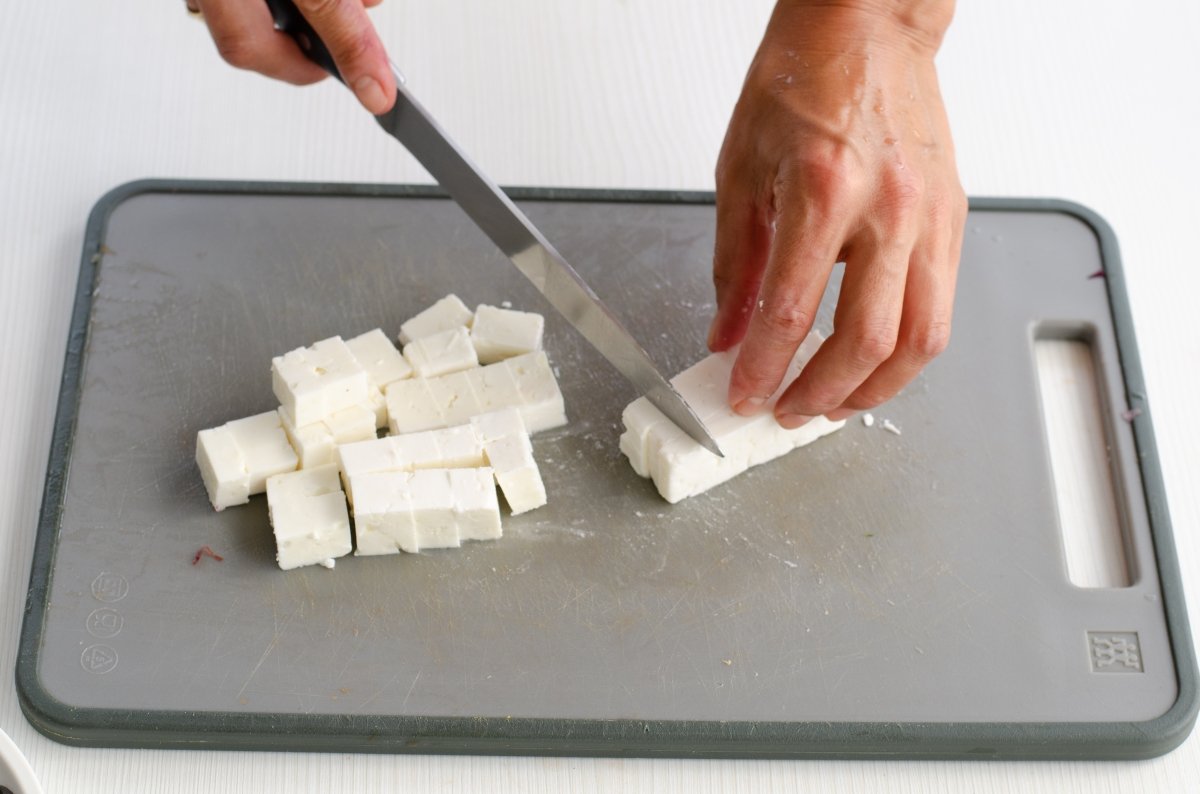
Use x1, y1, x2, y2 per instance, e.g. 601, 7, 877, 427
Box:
709, 0, 966, 428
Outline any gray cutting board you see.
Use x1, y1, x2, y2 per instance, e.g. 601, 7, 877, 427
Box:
17, 181, 1197, 759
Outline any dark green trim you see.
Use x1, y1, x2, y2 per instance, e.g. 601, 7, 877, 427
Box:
17, 181, 1197, 758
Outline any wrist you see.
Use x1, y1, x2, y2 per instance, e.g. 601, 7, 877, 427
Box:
770, 0, 955, 57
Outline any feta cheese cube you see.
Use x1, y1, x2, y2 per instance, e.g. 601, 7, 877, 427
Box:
428, 370, 486, 428
196, 411, 298, 510
618, 335, 844, 503
350, 470, 418, 555
272, 337, 370, 428
450, 467, 502, 541
469, 408, 527, 443
466, 359, 523, 414
402, 326, 479, 378
408, 469, 460, 549
385, 377, 445, 435
338, 425, 487, 503
346, 328, 412, 389
483, 433, 546, 515
266, 464, 352, 570
398, 294, 473, 345
279, 402, 376, 470
504, 351, 568, 432
470, 304, 544, 364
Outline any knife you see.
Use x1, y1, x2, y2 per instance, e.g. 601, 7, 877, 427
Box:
263, 0, 723, 457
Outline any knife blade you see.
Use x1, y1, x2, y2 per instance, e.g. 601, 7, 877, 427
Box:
264, 0, 723, 456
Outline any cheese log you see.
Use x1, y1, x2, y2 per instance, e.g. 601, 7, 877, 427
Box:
266, 464, 352, 570
470, 304, 544, 364
386, 351, 566, 435
196, 411, 299, 510
271, 337, 370, 428
619, 335, 844, 503
398, 294, 473, 345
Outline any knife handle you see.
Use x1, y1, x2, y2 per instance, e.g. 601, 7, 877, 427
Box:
263, 0, 342, 82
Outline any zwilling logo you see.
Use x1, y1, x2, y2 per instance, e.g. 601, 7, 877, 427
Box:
1088, 632, 1143, 673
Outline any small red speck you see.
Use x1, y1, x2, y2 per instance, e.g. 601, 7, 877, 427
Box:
192, 545, 224, 565
1088, 269, 1105, 280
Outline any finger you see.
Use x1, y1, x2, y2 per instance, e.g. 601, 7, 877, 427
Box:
199, 0, 329, 86
296, 0, 396, 114
363, 0, 385, 7
709, 176, 771, 352
773, 229, 912, 427
831, 198, 964, 417
726, 191, 844, 415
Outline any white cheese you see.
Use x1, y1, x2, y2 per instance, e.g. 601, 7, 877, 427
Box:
402, 326, 479, 378
450, 467, 503, 541
483, 432, 546, 515
265, 464, 352, 570
338, 424, 487, 503
196, 411, 298, 510
278, 403, 376, 470
350, 470, 418, 555
408, 469, 461, 549
397, 294, 473, 345
619, 334, 845, 503
470, 304, 544, 364
386, 352, 566, 435
345, 327, 413, 389
271, 336, 370, 428
469, 407, 527, 443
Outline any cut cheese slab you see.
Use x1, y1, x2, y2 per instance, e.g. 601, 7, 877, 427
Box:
402, 326, 479, 378
619, 335, 845, 503
470, 304, 544, 364
350, 470, 418, 555
471, 408, 546, 515
338, 424, 487, 503
386, 350, 566, 435
346, 328, 412, 389
349, 467, 501, 554
272, 336, 370, 428
196, 411, 299, 510
398, 294, 472, 345
266, 464, 352, 570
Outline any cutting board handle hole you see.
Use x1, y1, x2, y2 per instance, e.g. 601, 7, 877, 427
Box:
1033, 326, 1132, 588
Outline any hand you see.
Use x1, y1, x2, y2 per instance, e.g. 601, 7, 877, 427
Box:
188, 0, 396, 114
709, 0, 966, 428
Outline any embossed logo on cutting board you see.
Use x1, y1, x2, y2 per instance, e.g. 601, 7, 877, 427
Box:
1088, 632, 1143, 673
81, 644, 118, 674
86, 607, 124, 639
90, 572, 129, 603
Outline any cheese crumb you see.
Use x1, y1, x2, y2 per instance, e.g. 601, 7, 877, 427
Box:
862, 413, 875, 428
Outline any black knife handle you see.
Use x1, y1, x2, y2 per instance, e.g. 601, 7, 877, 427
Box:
264, 0, 342, 82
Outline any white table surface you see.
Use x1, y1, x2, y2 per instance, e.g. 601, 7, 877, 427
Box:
3, 1, 1198, 791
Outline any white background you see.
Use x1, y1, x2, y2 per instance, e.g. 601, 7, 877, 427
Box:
2, 1, 1198, 791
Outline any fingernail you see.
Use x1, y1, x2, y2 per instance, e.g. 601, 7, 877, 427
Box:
825, 408, 855, 422
353, 75, 388, 114
732, 396, 766, 416
777, 413, 814, 429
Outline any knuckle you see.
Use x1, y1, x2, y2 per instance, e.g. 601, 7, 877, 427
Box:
905, 319, 952, 360
843, 389, 889, 411
757, 296, 814, 339
876, 166, 925, 225
787, 145, 861, 209
213, 32, 260, 70
846, 321, 898, 367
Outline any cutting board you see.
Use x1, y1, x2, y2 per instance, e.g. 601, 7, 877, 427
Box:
17, 181, 1197, 759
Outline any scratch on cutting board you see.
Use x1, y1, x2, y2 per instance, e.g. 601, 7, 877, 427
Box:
400, 669, 423, 710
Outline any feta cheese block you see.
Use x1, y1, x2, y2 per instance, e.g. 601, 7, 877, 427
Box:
449, 467, 503, 541
350, 470, 418, 555
483, 432, 546, 515
402, 326, 479, 378
619, 335, 845, 503
279, 403, 376, 469
469, 407, 527, 443
397, 294, 473, 345
470, 304, 544, 364
196, 411, 299, 510
272, 336, 370, 428
338, 424, 486, 503
265, 464, 353, 570
387, 350, 567, 435
346, 327, 413, 388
